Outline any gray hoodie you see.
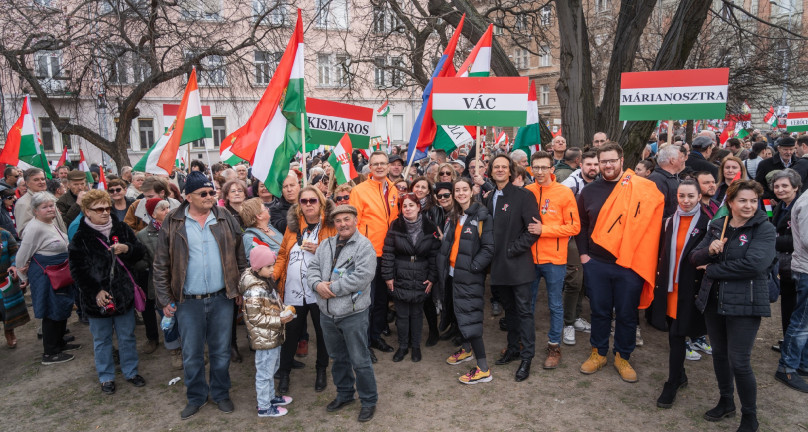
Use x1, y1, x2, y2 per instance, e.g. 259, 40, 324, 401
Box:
307, 229, 376, 318
791, 192, 808, 274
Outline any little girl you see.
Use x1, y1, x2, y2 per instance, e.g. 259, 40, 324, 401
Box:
240, 245, 295, 417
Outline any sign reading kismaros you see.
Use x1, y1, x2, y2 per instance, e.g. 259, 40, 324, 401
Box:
306, 98, 374, 149
619, 68, 729, 121
432, 77, 529, 127
787, 112, 808, 132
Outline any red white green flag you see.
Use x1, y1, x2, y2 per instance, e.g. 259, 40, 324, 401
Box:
327, 133, 358, 185
763, 199, 774, 217
156, 68, 206, 172
512, 80, 542, 155
763, 105, 777, 128
619, 68, 729, 121
306, 98, 373, 149
786, 111, 808, 133
56, 146, 70, 167
377, 100, 390, 117
98, 166, 107, 190
78, 150, 94, 184
432, 77, 529, 127
456, 24, 493, 78
0, 95, 52, 177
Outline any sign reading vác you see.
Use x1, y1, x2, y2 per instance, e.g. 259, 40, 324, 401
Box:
432, 77, 529, 127
618, 68, 729, 121
786, 111, 808, 132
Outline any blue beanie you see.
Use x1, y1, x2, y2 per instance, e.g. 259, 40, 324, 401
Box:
184, 171, 214, 195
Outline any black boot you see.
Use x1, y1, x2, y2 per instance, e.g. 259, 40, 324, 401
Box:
425, 331, 439, 347
278, 372, 290, 395
411, 347, 422, 362
392, 347, 408, 362
704, 396, 736, 422
315, 368, 327, 392
657, 370, 688, 408
736, 413, 759, 432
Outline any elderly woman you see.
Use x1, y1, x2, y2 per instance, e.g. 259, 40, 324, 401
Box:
222, 180, 248, 229
715, 156, 747, 204
108, 178, 135, 223
69, 189, 146, 394
251, 179, 274, 212
16, 192, 78, 364
241, 197, 284, 257
690, 180, 775, 432
769, 169, 802, 346
274, 186, 335, 395
332, 184, 352, 206
434, 182, 454, 217
1, 227, 28, 348
126, 172, 145, 200
436, 163, 458, 184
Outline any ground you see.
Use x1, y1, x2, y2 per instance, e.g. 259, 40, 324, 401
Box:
1, 292, 806, 432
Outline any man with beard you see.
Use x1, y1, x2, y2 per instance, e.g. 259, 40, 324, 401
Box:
695, 171, 720, 218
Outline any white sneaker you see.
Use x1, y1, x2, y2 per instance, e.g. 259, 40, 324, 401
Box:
574, 317, 591, 333
635, 327, 644, 347
563, 326, 576, 345
685, 348, 702, 361
691, 337, 712, 355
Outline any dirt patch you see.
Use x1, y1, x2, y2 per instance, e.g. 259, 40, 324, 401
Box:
1, 292, 806, 431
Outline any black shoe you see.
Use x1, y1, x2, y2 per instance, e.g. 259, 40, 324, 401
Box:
127, 374, 146, 387
495, 350, 520, 366
656, 381, 680, 408
387, 310, 396, 323
772, 339, 783, 352
230, 346, 242, 363
439, 323, 457, 340
515, 359, 531, 382
425, 332, 439, 347
369, 349, 378, 364
217, 398, 234, 413
358, 405, 375, 422
704, 397, 736, 422
382, 325, 392, 337
371, 338, 394, 353
62, 343, 82, 352
326, 398, 355, 412
292, 359, 306, 369
41, 352, 74, 365
499, 317, 508, 332
278, 372, 290, 395
62, 334, 75, 343
315, 368, 328, 392
411, 347, 421, 362
101, 381, 116, 395
737, 413, 759, 432
775, 370, 808, 393
798, 368, 808, 377
180, 401, 207, 420
392, 347, 408, 362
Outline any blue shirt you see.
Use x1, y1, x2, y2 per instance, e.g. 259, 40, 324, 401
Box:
183, 208, 225, 295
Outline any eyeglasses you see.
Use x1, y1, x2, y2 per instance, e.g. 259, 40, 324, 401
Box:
370, 162, 388, 167
229, 189, 244, 194
436, 193, 452, 199
335, 195, 350, 203
192, 190, 215, 198
439, 171, 453, 176
90, 206, 112, 213
396, 185, 408, 192
532, 166, 553, 172
108, 187, 123, 193
600, 159, 621, 166
300, 198, 319, 206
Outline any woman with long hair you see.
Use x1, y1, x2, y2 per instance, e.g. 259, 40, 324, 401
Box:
715, 156, 747, 205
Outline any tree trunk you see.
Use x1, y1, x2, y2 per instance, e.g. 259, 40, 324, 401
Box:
555, 0, 596, 148
685, 119, 694, 145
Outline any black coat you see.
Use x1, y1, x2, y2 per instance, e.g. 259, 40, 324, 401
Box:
381, 215, 440, 304
69, 216, 146, 318
0, 205, 18, 239
484, 183, 540, 285
690, 210, 775, 317
436, 203, 494, 340
422, 204, 446, 233
649, 209, 709, 336
270, 196, 293, 234
771, 194, 798, 277
754, 156, 808, 199
684, 151, 718, 181
647, 167, 680, 218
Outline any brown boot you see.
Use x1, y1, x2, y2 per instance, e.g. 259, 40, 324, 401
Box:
543, 343, 561, 369
580, 347, 607, 374
170, 349, 183, 370
5, 329, 16, 349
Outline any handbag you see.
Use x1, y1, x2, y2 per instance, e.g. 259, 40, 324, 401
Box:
32, 257, 74, 291
97, 238, 146, 312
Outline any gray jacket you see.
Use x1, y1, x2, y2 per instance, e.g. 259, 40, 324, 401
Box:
307, 229, 376, 319
792, 192, 808, 274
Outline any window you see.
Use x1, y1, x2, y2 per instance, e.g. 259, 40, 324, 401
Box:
252, 0, 286, 25
109, 51, 150, 85
187, 52, 227, 86
514, 48, 529, 69
254, 50, 280, 85
540, 85, 550, 106
39, 118, 54, 152
391, 114, 404, 142
180, 0, 221, 20
373, 5, 387, 33
540, 6, 553, 26
99, 0, 148, 14
317, 54, 332, 86
515, 14, 528, 31
595, 0, 611, 13
335, 54, 350, 87
138, 119, 154, 150
315, 0, 348, 29
212, 117, 226, 148
539, 45, 552, 67
493, 18, 504, 35
390, 57, 403, 87
374, 57, 386, 88
35, 51, 64, 92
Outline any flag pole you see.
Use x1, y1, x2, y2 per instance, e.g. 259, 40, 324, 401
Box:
386, 113, 392, 154
475, 125, 481, 171
403, 145, 416, 181
300, 112, 308, 186
667, 120, 673, 146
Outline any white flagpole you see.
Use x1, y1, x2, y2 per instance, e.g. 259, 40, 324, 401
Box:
301, 112, 308, 186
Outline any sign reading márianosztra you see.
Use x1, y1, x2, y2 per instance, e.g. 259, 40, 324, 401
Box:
432, 77, 529, 127
306, 98, 374, 149
786, 111, 808, 132
619, 68, 729, 121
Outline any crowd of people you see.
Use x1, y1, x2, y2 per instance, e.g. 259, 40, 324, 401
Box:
0, 125, 806, 431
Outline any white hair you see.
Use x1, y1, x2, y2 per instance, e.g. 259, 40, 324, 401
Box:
510, 149, 528, 163
656, 145, 681, 165
31, 191, 57, 209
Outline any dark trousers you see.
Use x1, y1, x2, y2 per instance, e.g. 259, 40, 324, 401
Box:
143, 298, 159, 342
231, 302, 239, 348
279, 302, 328, 373
368, 257, 389, 344
584, 257, 643, 359
442, 276, 457, 329
496, 282, 536, 360
703, 294, 761, 417
423, 296, 438, 336
563, 240, 585, 326
393, 299, 424, 349
42, 317, 67, 356
668, 332, 687, 385
781, 270, 797, 336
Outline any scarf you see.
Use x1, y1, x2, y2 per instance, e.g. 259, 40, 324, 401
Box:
405, 214, 423, 245
85, 217, 113, 240
667, 205, 701, 292
150, 219, 162, 232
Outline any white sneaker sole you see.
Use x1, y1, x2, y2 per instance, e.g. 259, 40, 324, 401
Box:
460, 375, 493, 384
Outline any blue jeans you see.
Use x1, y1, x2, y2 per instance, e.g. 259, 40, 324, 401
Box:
156, 308, 181, 350
320, 309, 378, 407
584, 258, 643, 359
780, 272, 808, 372
88, 309, 139, 383
255, 347, 281, 409
175, 292, 234, 405
530, 263, 566, 344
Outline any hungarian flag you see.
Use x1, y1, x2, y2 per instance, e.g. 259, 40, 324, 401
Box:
56, 146, 70, 168
719, 120, 735, 145
0, 95, 52, 177
553, 126, 563, 138
133, 123, 189, 175
328, 133, 358, 185
406, 14, 465, 163
513, 81, 542, 155
377, 100, 390, 116
763, 199, 774, 217
228, 9, 308, 197
495, 130, 509, 147
735, 123, 749, 139
763, 105, 777, 128
786, 111, 808, 133
78, 150, 94, 184
619, 68, 729, 121
97, 166, 107, 190
155, 68, 206, 172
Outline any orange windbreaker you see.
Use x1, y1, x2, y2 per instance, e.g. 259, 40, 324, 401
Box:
526, 176, 581, 265
591, 169, 665, 309
349, 177, 399, 257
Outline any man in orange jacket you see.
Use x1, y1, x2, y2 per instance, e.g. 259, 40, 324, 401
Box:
349, 151, 399, 358
525, 151, 580, 370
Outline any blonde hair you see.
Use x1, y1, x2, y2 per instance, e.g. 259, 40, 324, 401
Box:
239, 198, 266, 228
79, 189, 112, 212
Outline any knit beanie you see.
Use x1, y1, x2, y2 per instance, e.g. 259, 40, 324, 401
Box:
250, 245, 277, 271
145, 198, 163, 217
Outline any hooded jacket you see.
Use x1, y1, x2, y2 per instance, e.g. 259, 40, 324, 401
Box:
525, 177, 580, 265
349, 177, 399, 257
381, 215, 440, 304
239, 268, 285, 350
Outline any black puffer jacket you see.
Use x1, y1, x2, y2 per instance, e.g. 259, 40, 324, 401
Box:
690, 210, 775, 317
381, 215, 440, 304
771, 193, 798, 276
69, 216, 146, 318
436, 203, 494, 340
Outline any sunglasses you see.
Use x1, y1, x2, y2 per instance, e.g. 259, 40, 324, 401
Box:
439, 171, 453, 176
436, 193, 452, 199
396, 185, 408, 192
3, 196, 16, 201
193, 190, 215, 198
90, 206, 112, 213
108, 187, 123, 193
300, 198, 319, 206
334, 195, 350, 203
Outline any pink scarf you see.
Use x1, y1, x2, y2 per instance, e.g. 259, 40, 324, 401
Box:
85, 217, 113, 239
